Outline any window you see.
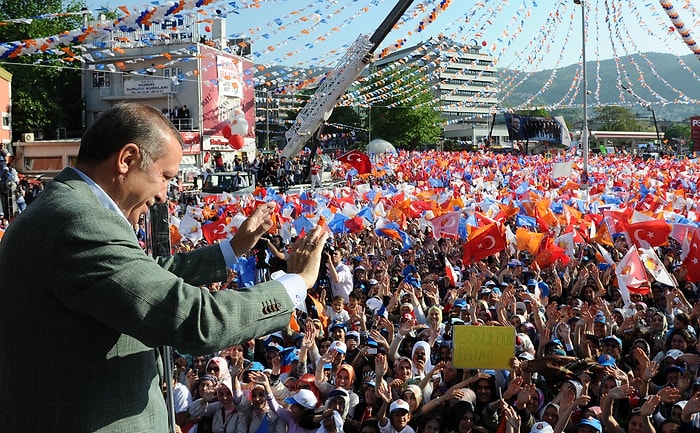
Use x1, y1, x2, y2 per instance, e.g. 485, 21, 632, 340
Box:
24, 157, 63, 172
92, 72, 110, 88
1, 112, 9, 130
164, 67, 181, 79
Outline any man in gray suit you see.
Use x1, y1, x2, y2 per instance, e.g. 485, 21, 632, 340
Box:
0, 103, 327, 432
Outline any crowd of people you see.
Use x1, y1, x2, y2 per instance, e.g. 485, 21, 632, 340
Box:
127, 148, 700, 433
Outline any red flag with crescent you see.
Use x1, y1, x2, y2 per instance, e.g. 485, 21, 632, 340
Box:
624, 219, 671, 248
462, 222, 505, 265
337, 149, 372, 174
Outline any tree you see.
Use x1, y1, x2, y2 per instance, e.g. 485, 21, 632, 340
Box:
665, 122, 690, 141
368, 67, 444, 150
594, 106, 643, 131
0, 0, 86, 140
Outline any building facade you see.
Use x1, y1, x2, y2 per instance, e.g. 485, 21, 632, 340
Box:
373, 37, 509, 147
81, 15, 257, 175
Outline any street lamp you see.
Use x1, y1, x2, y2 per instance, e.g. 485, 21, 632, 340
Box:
574, 0, 589, 192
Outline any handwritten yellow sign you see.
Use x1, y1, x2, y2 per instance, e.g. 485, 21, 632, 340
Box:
452, 326, 515, 370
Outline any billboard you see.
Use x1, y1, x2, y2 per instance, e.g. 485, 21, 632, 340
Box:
199, 45, 256, 142
692, 116, 700, 152
504, 114, 570, 146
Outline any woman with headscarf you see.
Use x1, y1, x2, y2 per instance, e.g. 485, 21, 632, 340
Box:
212, 375, 249, 433
240, 380, 286, 433
188, 374, 220, 433
648, 310, 668, 356
205, 356, 231, 383
316, 361, 360, 419
446, 401, 477, 433
412, 341, 434, 378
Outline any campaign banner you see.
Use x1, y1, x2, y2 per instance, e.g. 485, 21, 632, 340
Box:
691, 116, 700, 151
505, 113, 568, 145
452, 325, 515, 370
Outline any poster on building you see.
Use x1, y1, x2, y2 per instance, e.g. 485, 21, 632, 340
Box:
691, 116, 700, 152
200, 45, 255, 141
505, 113, 569, 145
123, 78, 172, 97
179, 132, 201, 155
452, 325, 515, 370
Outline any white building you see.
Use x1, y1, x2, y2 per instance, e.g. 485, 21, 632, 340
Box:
374, 37, 509, 147
81, 15, 257, 174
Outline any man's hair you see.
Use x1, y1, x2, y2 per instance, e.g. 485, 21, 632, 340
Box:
78, 103, 182, 170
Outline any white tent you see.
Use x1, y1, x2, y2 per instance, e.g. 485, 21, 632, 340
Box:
367, 138, 397, 157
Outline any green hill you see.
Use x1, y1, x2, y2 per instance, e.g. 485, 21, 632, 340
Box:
499, 52, 700, 122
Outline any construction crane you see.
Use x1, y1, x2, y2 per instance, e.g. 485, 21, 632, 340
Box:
281, 0, 415, 159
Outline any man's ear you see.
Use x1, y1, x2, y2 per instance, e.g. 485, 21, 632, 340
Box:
116, 143, 141, 174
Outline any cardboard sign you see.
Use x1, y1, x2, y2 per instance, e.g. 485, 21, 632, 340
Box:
452, 326, 515, 370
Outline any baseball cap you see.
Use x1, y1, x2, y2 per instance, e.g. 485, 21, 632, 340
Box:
602, 335, 622, 347
284, 389, 317, 409
515, 302, 527, 313
666, 349, 684, 359
389, 399, 411, 413
266, 342, 283, 352
346, 331, 360, 341
248, 361, 265, 372
664, 365, 685, 375
530, 422, 554, 433
329, 322, 346, 332
594, 313, 606, 324
597, 354, 616, 367
329, 340, 347, 354
518, 352, 535, 361
577, 417, 602, 432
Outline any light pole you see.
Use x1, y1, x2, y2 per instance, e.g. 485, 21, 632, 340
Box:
265, 89, 271, 151
574, 0, 589, 192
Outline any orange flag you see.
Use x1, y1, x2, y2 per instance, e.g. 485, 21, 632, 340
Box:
515, 227, 545, 255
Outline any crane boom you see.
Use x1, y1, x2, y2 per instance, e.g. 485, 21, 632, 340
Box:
281, 0, 415, 159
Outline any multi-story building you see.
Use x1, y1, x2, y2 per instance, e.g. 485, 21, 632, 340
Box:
373, 37, 509, 147
81, 15, 257, 176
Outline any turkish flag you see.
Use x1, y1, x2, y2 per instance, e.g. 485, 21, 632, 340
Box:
624, 219, 671, 248
445, 258, 459, 287
462, 223, 505, 265
429, 211, 460, 240
201, 220, 230, 244
337, 149, 372, 174
683, 230, 700, 282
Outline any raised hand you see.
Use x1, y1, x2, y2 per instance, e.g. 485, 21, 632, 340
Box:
230, 202, 276, 256
287, 225, 330, 289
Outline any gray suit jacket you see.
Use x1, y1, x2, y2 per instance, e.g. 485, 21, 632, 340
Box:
0, 168, 294, 432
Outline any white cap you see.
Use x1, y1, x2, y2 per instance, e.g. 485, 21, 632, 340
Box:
284, 389, 317, 409
329, 340, 347, 354
389, 399, 411, 413
666, 349, 684, 359
530, 422, 554, 433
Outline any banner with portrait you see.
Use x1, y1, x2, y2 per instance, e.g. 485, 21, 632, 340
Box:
505, 114, 571, 146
